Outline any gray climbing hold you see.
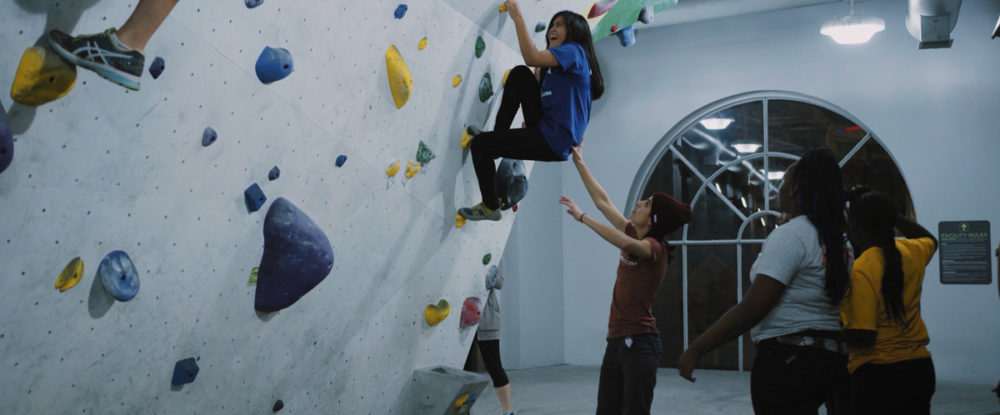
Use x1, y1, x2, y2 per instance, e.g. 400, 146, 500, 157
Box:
496, 158, 528, 210
254, 198, 334, 312
478, 73, 493, 103
638, 6, 653, 24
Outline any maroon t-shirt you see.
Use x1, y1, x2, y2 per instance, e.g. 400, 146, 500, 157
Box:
607, 222, 670, 339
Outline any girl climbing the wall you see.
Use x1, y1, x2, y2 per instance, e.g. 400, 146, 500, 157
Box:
840, 190, 938, 414
559, 146, 691, 414
677, 147, 852, 414
459, 0, 604, 221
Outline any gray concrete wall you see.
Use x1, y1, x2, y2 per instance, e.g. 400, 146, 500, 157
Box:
0, 1, 590, 413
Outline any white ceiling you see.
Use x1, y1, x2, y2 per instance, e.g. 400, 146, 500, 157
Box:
645, 0, 855, 28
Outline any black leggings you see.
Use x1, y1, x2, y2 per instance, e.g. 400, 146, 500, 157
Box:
471, 65, 560, 210
475, 336, 509, 387
850, 357, 935, 415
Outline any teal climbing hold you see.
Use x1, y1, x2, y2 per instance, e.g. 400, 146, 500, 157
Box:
416, 141, 436, 166
482, 253, 491, 265
475, 36, 486, 58
535, 22, 547, 33
478, 73, 493, 103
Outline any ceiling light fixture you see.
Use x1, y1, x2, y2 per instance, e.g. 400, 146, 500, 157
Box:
699, 117, 734, 130
732, 143, 762, 153
821, 0, 885, 45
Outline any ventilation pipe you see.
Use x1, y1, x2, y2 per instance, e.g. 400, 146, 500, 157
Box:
905, 0, 962, 49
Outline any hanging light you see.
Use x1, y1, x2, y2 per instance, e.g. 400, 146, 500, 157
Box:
699, 117, 734, 130
732, 143, 761, 153
821, 0, 885, 45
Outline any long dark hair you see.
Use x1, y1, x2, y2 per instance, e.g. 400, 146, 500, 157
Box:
545, 11, 605, 100
791, 147, 849, 304
849, 190, 907, 324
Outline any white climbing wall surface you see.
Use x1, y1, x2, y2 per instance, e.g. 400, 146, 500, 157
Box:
0, 1, 590, 413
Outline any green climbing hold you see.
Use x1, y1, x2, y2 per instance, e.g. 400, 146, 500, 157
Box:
248, 267, 259, 284
475, 36, 486, 58
478, 73, 494, 103
535, 22, 547, 33
482, 253, 492, 265
416, 141, 436, 166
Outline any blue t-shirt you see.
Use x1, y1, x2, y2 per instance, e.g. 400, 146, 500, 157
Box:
539, 42, 592, 160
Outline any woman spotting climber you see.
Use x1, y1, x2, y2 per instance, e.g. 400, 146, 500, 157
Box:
459, 0, 604, 221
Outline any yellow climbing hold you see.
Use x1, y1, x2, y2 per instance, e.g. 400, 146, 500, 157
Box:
425, 299, 450, 326
498, 3, 508, 12
418, 37, 428, 50
385, 45, 413, 109
10, 46, 77, 106
503, 69, 511, 85
452, 75, 462, 88
455, 214, 466, 228
461, 129, 473, 149
454, 393, 470, 408
386, 160, 401, 177
55, 257, 84, 292
405, 161, 421, 178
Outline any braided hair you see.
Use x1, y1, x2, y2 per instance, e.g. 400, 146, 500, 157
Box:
850, 191, 907, 324
791, 147, 849, 304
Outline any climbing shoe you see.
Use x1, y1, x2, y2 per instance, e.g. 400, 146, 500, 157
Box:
49, 28, 145, 91
458, 201, 501, 221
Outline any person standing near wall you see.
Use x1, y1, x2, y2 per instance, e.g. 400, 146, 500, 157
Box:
840, 190, 938, 414
48, 0, 180, 91
459, 0, 604, 222
475, 260, 514, 415
677, 147, 852, 414
559, 146, 692, 414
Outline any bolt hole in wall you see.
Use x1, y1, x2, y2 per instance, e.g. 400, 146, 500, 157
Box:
633, 91, 913, 370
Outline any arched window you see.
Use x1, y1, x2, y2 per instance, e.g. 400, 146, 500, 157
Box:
629, 91, 914, 370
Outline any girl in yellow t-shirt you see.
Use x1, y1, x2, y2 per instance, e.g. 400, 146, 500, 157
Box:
841, 190, 938, 415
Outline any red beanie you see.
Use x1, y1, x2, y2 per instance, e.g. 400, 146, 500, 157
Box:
650, 192, 692, 236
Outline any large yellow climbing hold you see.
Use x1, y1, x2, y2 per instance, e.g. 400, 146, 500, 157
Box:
418, 37, 428, 50
425, 299, 450, 326
55, 257, 84, 292
385, 45, 413, 109
498, 3, 508, 12
454, 393, 470, 408
455, 214, 466, 228
503, 69, 511, 85
10, 46, 77, 106
386, 160, 401, 177
461, 129, 473, 149
452, 75, 462, 88
405, 161, 421, 178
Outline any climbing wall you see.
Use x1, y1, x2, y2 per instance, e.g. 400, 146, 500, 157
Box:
0, 1, 588, 413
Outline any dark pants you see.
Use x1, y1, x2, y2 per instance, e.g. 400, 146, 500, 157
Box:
474, 335, 509, 387
597, 334, 661, 415
750, 339, 849, 415
850, 357, 935, 415
471, 65, 559, 210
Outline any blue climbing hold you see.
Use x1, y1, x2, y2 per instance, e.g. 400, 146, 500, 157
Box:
0, 102, 13, 176
244, 183, 266, 213
202, 127, 217, 147
171, 357, 199, 385
255, 46, 294, 84
245, 0, 264, 8
394, 4, 408, 19
268, 166, 280, 181
97, 250, 139, 302
254, 198, 334, 312
496, 159, 528, 210
616, 24, 636, 47
335, 155, 347, 167
149, 56, 165, 79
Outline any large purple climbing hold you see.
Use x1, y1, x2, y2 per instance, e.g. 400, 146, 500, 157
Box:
245, 0, 264, 8
254, 197, 334, 312
0, 102, 12, 175
149, 56, 165, 79
97, 250, 139, 301
244, 183, 266, 213
496, 158, 528, 210
394, 4, 408, 19
255, 46, 294, 84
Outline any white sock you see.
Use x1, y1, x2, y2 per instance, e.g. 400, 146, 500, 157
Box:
108, 31, 139, 52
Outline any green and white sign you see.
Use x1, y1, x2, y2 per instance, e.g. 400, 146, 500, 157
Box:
938, 221, 992, 284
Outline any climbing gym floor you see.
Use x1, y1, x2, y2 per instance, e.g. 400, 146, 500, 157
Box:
470, 365, 1000, 415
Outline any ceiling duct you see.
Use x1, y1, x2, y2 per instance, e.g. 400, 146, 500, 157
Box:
905, 0, 963, 49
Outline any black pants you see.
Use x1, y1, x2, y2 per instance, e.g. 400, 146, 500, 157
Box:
471, 65, 560, 210
850, 357, 935, 415
750, 339, 849, 415
474, 335, 509, 387
596, 334, 661, 415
